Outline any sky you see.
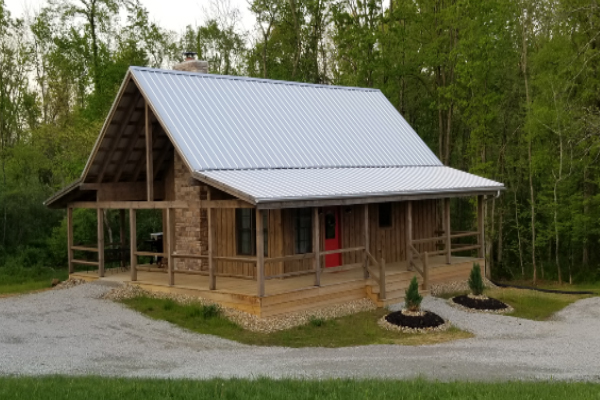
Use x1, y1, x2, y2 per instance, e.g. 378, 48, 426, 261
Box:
4, 0, 256, 35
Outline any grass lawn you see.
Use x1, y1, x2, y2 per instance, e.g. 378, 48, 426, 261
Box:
1, 376, 599, 400
503, 279, 600, 295
439, 287, 590, 320
121, 296, 472, 347
0, 266, 68, 296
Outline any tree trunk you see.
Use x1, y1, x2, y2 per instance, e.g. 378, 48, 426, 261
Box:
583, 168, 589, 265
514, 191, 525, 278
529, 140, 537, 285
521, 3, 536, 284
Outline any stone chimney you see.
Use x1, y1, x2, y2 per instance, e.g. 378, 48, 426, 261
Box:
173, 51, 208, 73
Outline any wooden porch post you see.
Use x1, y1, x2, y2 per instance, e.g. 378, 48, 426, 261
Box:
208, 207, 216, 290
477, 195, 487, 277
256, 209, 265, 297
130, 209, 137, 281
363, 204, 369, 279
119, 209, 126, 270
97, 208, 105, 277
423, 251, 430, 290
313, 207, 321, 286
167, 208, 174, 286
406, 201, 413, 270
145, 102, 154, 201
67, 207, 74, 274
444, 198, 451, 264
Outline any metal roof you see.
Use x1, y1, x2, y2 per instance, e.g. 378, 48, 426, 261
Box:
45, 67, 505, 208
198, 166, 504, 205
130, 67, 442, 171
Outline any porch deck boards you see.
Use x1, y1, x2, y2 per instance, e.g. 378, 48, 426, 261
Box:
72, 256, 480, 317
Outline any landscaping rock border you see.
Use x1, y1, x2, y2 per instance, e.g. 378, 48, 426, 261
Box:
52, 278, 87, 291
447, 296, 514, 315
378, 311, 451, 334
103, 284, 377, 333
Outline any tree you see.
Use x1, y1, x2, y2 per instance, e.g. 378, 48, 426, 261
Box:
468, 263, 485, 296
404, 276, 423, 312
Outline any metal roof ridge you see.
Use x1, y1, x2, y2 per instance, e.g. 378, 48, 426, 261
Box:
129, 66, 380, 93
195, 165, 447, 172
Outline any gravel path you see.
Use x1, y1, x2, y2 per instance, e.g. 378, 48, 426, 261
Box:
1, 282, 599, 381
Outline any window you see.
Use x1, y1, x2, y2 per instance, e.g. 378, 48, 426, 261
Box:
378, 203, 392, 228
295, 208, 312, 254
236, 209, 268, 256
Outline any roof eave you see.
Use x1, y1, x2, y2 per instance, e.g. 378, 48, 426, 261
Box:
191, 171, 258, 205
43, 178, 84, 209
253, 186, 506, 209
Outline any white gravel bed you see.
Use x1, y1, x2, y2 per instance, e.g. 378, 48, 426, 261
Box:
2, 282, 600, 381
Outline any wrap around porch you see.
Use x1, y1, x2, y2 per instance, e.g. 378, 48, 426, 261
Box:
67, 196, 486, 317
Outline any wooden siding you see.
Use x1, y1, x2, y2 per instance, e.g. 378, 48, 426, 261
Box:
367, 200, 438, 264
207, 200, 440, 278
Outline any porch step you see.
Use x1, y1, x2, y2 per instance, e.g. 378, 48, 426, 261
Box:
367, 269, 422, 284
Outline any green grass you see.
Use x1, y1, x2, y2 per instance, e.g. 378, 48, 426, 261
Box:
0, 266, 68, 296
121, 296, 472, 347
1, 376, 599, 399
440, 287, 590, 321
505, 279, 600, 295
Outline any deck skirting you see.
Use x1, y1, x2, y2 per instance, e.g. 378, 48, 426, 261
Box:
71, 256, 482, 318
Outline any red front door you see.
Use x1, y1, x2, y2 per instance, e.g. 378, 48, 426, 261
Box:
324, 207, 341, 268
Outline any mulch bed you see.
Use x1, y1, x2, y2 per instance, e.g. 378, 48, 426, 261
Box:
385, 310, 446, 329
452, 295, 509, 311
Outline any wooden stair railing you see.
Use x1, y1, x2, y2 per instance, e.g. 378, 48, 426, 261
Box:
408, 244, 429, 290
365, 250, 386, 300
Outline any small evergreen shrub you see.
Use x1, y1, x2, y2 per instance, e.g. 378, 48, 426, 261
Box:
309, 316, 326, 327
200, 303, 221, 319
468, 263, 485, 296
162, 299, 176, 311
185, 306, 202, 319
404, 276, 423, 312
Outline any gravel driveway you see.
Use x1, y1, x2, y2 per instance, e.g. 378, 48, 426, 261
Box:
1, 281, 599, 381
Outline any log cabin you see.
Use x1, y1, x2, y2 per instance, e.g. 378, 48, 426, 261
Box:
45, 57, 504, 317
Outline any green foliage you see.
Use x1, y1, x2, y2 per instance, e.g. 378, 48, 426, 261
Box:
1, 0, 600, 286
2, 377, 600, 400
438, 287, 588, 321
487, 288, 589, 321
162, 299, 176, 311
404, 276, 423, 312
0, 260, 68, 295
308, 315, 326, 327
122, 296, 470, 347
469, 263, 485, 296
